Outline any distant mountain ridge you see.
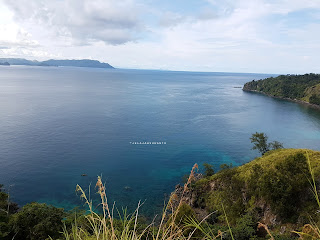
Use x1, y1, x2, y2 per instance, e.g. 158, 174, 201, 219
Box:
0, 58, 114, 69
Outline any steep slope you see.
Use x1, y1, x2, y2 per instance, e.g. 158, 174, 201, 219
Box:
243, 73, 320, 106
303, 83, 320, 105
178, 149, 320, 231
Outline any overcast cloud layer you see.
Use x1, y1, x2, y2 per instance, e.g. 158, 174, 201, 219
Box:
0, 0, 320, 73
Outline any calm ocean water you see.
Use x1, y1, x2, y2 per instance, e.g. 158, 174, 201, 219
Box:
0, 66, 320, 216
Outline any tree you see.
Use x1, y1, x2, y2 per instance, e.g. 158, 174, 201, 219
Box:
250, 132, 269, 155
10, 202, 64, 240
250, 132, 283, 155
203, 163, 214, 177
269, 140, 283, 150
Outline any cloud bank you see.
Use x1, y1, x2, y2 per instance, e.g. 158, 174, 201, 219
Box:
4, 0, 141, 45
1, 0, 320, 73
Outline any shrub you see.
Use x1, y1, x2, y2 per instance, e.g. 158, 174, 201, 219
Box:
309, 94, 320, 105
203, 163, 215, 177
258, 153, 310, 221
229, 213, 257, 240
10, 202, 64, 240
0, 184, 18, 240
174, 203, 196, 225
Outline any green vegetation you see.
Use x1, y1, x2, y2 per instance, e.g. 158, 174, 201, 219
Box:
192, 149, 320, 239
0, 184, 18, 239
308, 84, 320, 105
11, 203, 64, 240
243, 73, 320, 105
1, 148, 320, 239
250, 132, 283, 155
203, 163, 215, 177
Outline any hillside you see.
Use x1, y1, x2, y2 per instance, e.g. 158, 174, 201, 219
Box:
42, 59, 114, 68
243, 73, 320, 106
1, 149, 320, 239
0, 58, 114, 69
175, 149, 320, 237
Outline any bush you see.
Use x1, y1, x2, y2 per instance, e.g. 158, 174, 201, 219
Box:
309, 94, 320, 105
174, 203, 196, 225
0, 184, 18, 240
10, 202, 65, 240
203, 163, 215, 177
258, 153, 310, 221
231, 213, 257, 240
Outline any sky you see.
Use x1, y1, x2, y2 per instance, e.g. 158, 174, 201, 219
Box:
0, 0, 320, 73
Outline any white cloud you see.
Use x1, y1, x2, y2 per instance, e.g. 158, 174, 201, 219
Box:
206, 0, 320, 15
3, 0, 142, 45
158, 12, 186, 28
0, 2, 43, 58
0, 0, 320, 73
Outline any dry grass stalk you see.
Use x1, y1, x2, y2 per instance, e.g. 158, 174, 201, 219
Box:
257, 222, 274, 240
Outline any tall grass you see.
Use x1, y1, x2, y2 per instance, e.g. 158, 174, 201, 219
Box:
293, 151, 320, 239
63, 151, 320, 240
63, 164, 210, 240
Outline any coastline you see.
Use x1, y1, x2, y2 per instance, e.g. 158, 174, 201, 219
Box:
242, 88, 320, 111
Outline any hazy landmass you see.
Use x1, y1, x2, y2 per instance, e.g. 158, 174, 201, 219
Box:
0, 61, 10, 66
0, 58, 114, 69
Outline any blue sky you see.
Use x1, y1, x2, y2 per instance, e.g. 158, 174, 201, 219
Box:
0, 0, 320, 73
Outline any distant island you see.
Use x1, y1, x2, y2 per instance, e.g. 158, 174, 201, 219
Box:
243, 73, 320, 106
0, 58, 114, 69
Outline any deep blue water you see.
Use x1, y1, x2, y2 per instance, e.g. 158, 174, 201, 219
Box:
0, 66, 320, 216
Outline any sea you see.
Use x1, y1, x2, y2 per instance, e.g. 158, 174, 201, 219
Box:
0, 66, 320, 217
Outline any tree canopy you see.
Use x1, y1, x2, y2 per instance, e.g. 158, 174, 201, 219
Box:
243, 73, 320, 105
250, 132, 283, 155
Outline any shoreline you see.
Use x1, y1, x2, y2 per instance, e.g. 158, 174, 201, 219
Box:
242, 88, 320, 111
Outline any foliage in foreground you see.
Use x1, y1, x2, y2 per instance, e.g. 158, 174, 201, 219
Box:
0, 184, 18, 239
193, 149, 320, 237
1, 149, 320, 239
10, 202, 64, 240
62, 164, 208, 240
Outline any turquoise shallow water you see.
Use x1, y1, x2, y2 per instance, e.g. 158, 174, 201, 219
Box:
0, 66, 320, 216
